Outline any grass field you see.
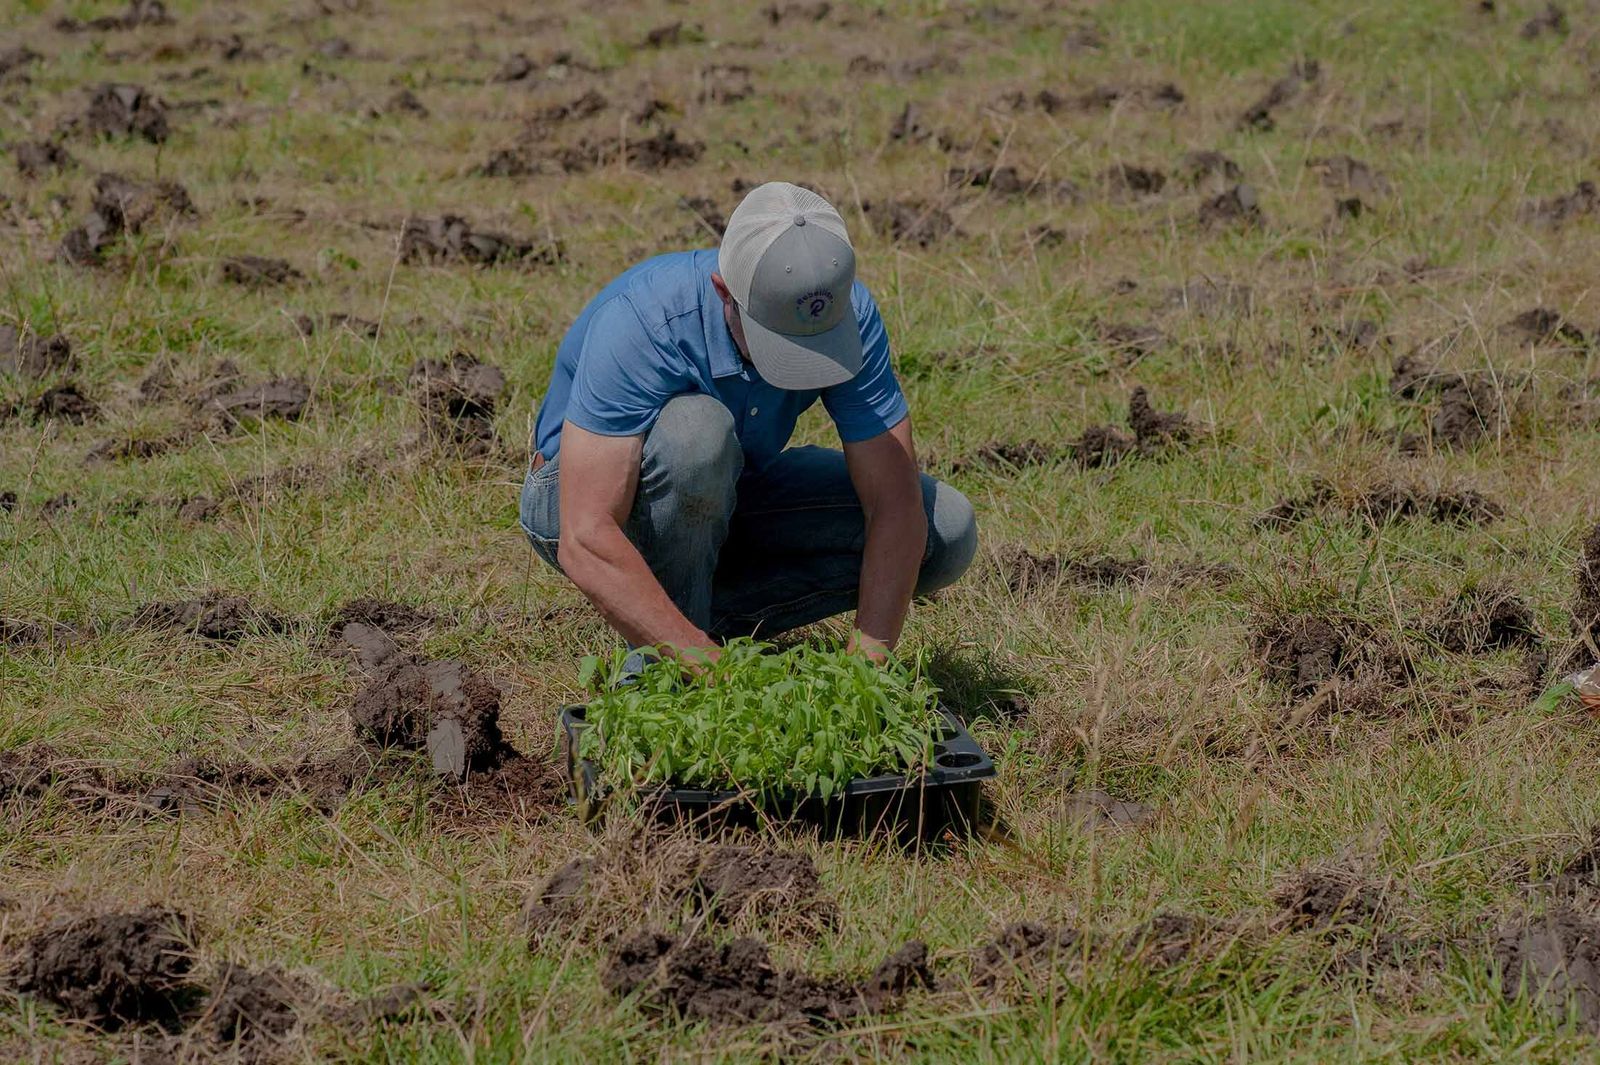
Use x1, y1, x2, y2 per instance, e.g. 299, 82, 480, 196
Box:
5, 0, 1600, 1060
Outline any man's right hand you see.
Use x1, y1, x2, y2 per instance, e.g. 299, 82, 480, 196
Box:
555, 422, 714, 652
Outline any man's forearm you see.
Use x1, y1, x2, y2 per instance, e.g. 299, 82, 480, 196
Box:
853, 500, 927, 652
559, 524, 710, 653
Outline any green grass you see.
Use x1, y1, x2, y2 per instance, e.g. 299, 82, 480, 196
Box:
4, 0, 1600, 1060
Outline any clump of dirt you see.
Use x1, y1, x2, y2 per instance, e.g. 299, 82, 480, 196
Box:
200, 962, 313, 1047
1, 324, 74, 377
132, 594, 289, 642
1429, 584, 1540, 655
2, 617, 78, 649
1521, 180, 1595, 228
972, 914, 1221, 989
679, 195, 726, 238
222, 255, 303, 287
0, 45, 40, 79
1103, 163, 1165, 198
33, 383, 98, 423
84, 83, 170, 143
1495, 908, 1600, 1031
860, 199, 957, 246
60, 171, 196, 266
690, 847, 825, 925
1198, 183, 1261, 227
14, 908, 198, 1028
408, 351, 505, 451
349, 656, 505, 778
1043, 81, 1183, 112
293, 312, 380, 339
1238, 58, 1320, 131
378, 88, 428, 118
1128, 387, 1199, 449
1520, 3, 1568, 39
56, 0, 172, 32
1253, 611, 1412, 713
399, 215, 561, 267
1502, 307, 1586, 349
602, 930, 929, 1027
1068, 424, 1136, 469
326, 598, 434, 672
1099, 322, 1165, 359
85, 428, 198, 463
1388, 354, 1507, 448
1061, 790, 1157, 830
1273, 864, 1385, 933
947, 164, 1026, 197
764, 1, 831, 22
1000, 546, 1149, 594
13, 140, 74, 179
557, 129, 705, 173
1180, 150, 1242, 193
1307, 155, 1391, 197
204, 376, 311, 428
951, 439, 1057, 473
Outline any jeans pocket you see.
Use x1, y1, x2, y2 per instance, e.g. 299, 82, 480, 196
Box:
519, 465, 561, 553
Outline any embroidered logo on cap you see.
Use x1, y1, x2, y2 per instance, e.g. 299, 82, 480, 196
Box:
796, 289, 833, 324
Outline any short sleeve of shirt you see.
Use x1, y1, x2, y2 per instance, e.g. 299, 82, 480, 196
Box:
821, 283, 908, 443
566, 296, 686, 438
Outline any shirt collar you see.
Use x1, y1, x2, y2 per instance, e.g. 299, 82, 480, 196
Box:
699, 249, 746, 379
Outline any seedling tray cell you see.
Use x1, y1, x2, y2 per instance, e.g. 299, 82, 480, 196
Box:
558, 704, 996, 841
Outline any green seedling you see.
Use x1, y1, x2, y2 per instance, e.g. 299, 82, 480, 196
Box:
576, 638, 942, 808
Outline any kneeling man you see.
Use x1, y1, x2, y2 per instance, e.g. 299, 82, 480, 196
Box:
520, 181, 977, 664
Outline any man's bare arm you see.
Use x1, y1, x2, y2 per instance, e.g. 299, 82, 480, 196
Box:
556, 421, 714, 656
843, 417, 926, 659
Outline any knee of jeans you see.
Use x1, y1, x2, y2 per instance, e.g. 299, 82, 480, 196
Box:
917, 480, 978, 594
648, 394, 741, 505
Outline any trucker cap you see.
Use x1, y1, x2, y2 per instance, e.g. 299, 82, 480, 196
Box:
717, 182, 863, 390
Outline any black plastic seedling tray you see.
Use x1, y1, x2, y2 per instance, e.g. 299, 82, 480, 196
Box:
558, 704, 996, 841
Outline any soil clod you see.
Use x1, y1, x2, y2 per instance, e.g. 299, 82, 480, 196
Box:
61, 171, 195, 265
399, 215, 560, 267
13, 140, 74, 179
132, 594, 288, 642
1198, 183, 1261, 227
1128, 386, 1198, 450
691, 847, 824, 924
1, 324, 74, 377
1502, 307, 1585, 349
84, 83, 170, 142
860, 199, 957, 246
408, 351, 505, 451
33, 383, 98, 424
205, 376, 311, 427
1238, 59, 1319, 131
15, 908, 198, 1029
349, 656, 505, 777
1495, 908, 1600, 1031
1061, 790, 1156, 829
1273, 864, 1384, 933
222, 255, 303, 287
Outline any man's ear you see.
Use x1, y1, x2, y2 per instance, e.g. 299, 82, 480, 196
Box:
710, 272, 733, 303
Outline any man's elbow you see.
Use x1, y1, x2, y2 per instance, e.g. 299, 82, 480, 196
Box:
556, 528, 602, 585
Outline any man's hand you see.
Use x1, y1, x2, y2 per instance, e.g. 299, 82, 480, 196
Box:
556, 422, 715, 655
843, 417, 926, 655
846, 629, 891, 664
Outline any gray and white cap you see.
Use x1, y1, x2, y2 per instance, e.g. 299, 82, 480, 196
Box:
717, 181, 862, 390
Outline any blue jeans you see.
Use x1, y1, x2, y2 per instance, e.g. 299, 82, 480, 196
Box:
518, 393, 978, 641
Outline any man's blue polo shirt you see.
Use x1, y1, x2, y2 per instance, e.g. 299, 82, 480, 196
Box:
532, 249, 908, 474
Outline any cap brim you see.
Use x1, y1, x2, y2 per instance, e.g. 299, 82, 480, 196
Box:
741, 307, 864, 390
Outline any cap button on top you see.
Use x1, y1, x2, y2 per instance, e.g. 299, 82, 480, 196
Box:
793, 215, 807, 226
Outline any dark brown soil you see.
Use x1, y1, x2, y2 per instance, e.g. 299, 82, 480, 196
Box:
947, 165, 1027, 197
1179, 150, 1242, 191
1128, 387, 1197, 449
13, 139, 74, 179
40, 493, 77, 517
1502, 307, 1586, 349
0, 45, 40, 78
1103, 163, 1165, 198
1306, 155, 1391, 197
1050, 82, 1184, 112
33, 383, 98, 424
399, 215, 561, 267
860, 199, 957, 246
1262, 479, 1503, 530
329, 598, 434, 636
1198, 183, 1261, 227
1522, 180, 1595, 227
1520, 3, 1568, 39
1068, 424, 1136, 468
1238, 59, 1319, 131
1430, 585, 1540, 654
84, 83, 170, 142
349, 655, 504, 778
764, 1, 832, 22
521, 857, 593, 933
293, 312, 381, 339
57, 0, 172, 32
380, 88, 428, 118
132, 594, 289, 642
408, 351, 505, 451
61, 171, 196, 265
602, 930, 928, 1027
222, 255, 303, 287
85, 428, 199, 463
696, 65, 753, 105
136, 749, 381, 816
1273, 864, 1384, 933
1099, 321, 1165, 359
972, 914, 1218, 989
1, 324, 74, 377
557, 129, 705, 173
690, 847, 823, 923
1495, 908, 1600, 1031
201, 962, 312, 1047
205, 376, 311, 427
0, 490, 16, 513
679, 195, 727, 238
14, 908, 198, 1029
1254, 612, 1412, 709
952, 439, 1057, 473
